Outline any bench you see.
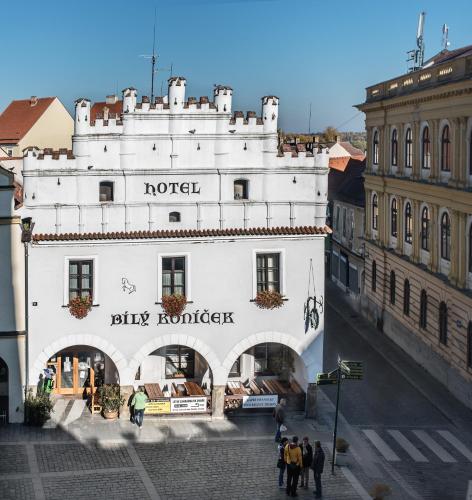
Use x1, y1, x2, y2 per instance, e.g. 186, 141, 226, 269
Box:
145, 383, 164, 400
184, 381, 206, 396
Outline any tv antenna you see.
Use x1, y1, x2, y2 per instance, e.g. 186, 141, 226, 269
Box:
139, 8, 158, 101
308, 102, 312, 135
442, 24, 450, 50
407, 11, 426, 72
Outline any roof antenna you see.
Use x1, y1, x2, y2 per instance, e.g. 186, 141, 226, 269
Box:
139, 8, 158, 101
407, 11, 426, 72
308, 102, 312, 135
442, 24, 450, 50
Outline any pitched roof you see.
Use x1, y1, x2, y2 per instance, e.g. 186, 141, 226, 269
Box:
338, 141, 365, 158
33, 225, 331, 242
90, 100, 123, 122
0, 97, 55, 143
423, 44, 472, 68
333, 161, 366, 207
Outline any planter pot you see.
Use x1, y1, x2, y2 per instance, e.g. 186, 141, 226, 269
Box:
335, 450, 349, 466
103, 409, 119, 419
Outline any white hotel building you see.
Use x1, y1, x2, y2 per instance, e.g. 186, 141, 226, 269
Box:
3, 77, 330, 422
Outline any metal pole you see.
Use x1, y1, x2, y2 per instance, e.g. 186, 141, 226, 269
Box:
331, 359, 342, 474
24, 241, 29, 422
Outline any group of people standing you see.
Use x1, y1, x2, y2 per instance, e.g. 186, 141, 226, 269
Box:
274, 399, 325, 498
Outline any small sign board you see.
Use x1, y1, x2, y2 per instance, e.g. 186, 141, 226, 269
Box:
316, 372, 338, 386
145, 399, 171, 415
340, 361, 363, 380
171, 397, 207, 413
242, 394, 278, 409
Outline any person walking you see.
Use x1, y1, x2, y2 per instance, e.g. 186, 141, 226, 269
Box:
131, 386, 148, 430
311, 440, 325, 498
277, 437, 289, 489
284, 435, 302, 497
273, 398, 287, 442
299, 436, 313, 489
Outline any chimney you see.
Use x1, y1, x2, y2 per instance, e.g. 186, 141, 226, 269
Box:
30, 96, 38, 106
335, 134, 341, 143
106, 94, 118, 104
103, 106, 109, 121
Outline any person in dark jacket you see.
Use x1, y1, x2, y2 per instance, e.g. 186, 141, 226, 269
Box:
311, 440, 325, 498
299, 436, 313, 488
277, 437, 289, 489
273, 398, 286, 442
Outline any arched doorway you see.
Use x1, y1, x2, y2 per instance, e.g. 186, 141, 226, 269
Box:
46, 346, 119, 396
0, 357, 8, 424
224, 342, 307, 413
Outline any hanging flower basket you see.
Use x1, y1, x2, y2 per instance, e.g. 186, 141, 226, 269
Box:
161, 294, 187, 317
68, 296, 92, 319
254, 290, 284, 310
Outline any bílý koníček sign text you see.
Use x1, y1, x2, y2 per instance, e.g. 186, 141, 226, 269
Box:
111, 309, 234, 327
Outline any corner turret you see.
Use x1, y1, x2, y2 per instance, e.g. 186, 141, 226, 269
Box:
261, 95, 279, 134
168, 76, 186, 112
214, 85, 232, 113
74, 98, 91, 135
122, 87, 138, 113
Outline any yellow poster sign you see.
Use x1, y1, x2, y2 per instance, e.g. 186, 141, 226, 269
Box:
145, 399, 171, 415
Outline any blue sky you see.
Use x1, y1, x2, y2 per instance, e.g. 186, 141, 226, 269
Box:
2, 0, 471, 132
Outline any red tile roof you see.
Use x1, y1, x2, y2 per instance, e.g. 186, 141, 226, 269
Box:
33, 225, 331, 242
0, 97, 55, 142
90, 100, 123, 122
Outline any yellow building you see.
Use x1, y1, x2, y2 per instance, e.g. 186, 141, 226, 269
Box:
357, 45, 472, 409
0, 96, 73, 160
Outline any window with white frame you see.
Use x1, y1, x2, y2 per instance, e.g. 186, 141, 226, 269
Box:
256, 253, 280, 293
64, 256, 98, 305
158, 253, 191, 301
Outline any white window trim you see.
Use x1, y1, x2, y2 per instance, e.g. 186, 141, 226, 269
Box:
63, 255, 99, 306
157, 252, 192, 302
252, 248, 286, 298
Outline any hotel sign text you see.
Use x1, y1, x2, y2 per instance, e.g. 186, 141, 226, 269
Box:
110, 309, 234, 327
144, 182, 201, 196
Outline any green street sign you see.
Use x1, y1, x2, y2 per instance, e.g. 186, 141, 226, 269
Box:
340, 360, 363, 380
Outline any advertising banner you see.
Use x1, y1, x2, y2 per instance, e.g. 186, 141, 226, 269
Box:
242, 394, 278, 409
171, 397, 207, 413
145, 399, 171, 415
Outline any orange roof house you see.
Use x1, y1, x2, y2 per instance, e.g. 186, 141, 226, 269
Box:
0, 96, 73, 161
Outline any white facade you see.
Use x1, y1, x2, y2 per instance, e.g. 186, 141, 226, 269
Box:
20, 77, 329, 417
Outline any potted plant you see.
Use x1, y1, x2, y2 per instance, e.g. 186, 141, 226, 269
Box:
24, 389, 54, 426
173, 370, 186, 378
369, 484, 392, 500
254, 290, 284, 309
68, 295, 92, 319
335, 437, 350, 466
98, 384, 124, 419
161, 293, 187, 317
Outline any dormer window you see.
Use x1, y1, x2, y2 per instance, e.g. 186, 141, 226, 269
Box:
99, 181, 114, 202
234, 179, 249, 200
169, 211, 181, 222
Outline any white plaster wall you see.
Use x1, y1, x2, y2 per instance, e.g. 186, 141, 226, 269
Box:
27, 235, 326, 388
0, 337, 26, 423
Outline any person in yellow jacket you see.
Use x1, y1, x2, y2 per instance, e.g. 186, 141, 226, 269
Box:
284, 436, 303, 497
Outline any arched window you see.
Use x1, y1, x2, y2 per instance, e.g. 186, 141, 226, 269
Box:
421, 206, 430, 251
403, 279, 410, 315
391, 198, 398, 237
440, 212, 450, 261
390, 270, 396, 305
439, 301, 448, 345
99, 181, 114, 202
372, 194, 378, 230
419, 289, 427, 329
373, 130, 379, 165
405, 128, 413, 168
441, 125, 451, 171
469, 224, 472, 273
391, 129, 398, 166
372, 260, 377, 292
404, 202, 412, 244
169, 211, 181, 222
467, 322, 472, 368
422, 126, 431, 169
234, 179, 249, 200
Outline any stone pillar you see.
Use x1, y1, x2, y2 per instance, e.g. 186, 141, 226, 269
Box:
120, 385, 134, 419
379, 192, 389, 247
366, 127, 373, 173
457, 211, 468, 288
458, 117, 468, 188
397, 123, 405, 176
449, 118, 461, 188
430, 204, 439, 273
412, 121, 421, 180
412, 200, 421, 263
305, 383, 317, 419
211, 385, 226, 420
365, 188, 372, 240
396, 197, 404, 254
430, 119, 440, 182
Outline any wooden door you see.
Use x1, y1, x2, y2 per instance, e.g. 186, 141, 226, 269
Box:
54, 352, 95, 395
